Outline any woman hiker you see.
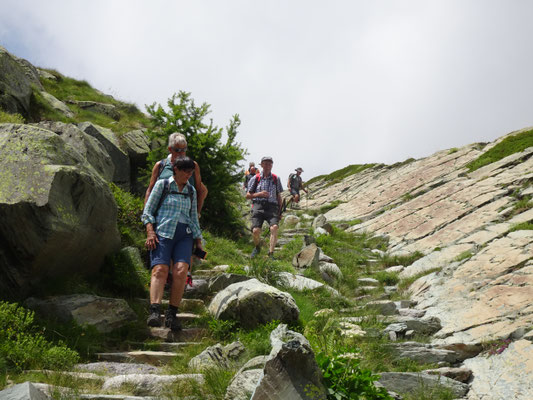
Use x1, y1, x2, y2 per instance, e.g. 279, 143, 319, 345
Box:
141, 157, 204, 331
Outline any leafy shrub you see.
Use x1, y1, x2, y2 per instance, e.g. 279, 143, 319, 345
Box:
374, 271, 400, 286
0, 302, 79, 372
316, 350, 392, 399
208, 319, 237, 341
109, 183, 145, 246
144, 91, 247, 238
0, 110, 25, 123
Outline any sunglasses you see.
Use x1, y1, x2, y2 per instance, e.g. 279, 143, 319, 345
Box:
172, 146, 187, 153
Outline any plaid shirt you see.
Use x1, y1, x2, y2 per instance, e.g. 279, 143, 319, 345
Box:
247, 172, 283, 205
141, 178, 202, 239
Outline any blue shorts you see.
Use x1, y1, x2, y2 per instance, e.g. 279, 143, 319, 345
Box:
150, 223, 193, 268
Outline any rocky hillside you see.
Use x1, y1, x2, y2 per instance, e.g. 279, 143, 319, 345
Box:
1, 44, 532, 400
305, 131, 533, 399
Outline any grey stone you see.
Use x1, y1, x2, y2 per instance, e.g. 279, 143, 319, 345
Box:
102, 373, 204, 395
208, 279, 299, 329
388, 342, 462, 365
0, 381, 51, 400
423, 367, 472, 383
364, 300, 398, 315
25, 294, 136, 333
314, 227, 329, 236
318, 262, 343, 283
226, 369, 263, 400
78, 122, 130, 187
71, 100, 121, 120
358, 277, 380, 286
0, 124, 120, 298
312, 214, 327, 230
251, 324, 327, 400
75, 362, 161, 375
283, 214, 300, 226
292, 243, 320, 269
189, 341, 246, 370
277, 272, 324, 291
208, 273, 252, 293
38, 91, 74, 118
0, 47, 39, 116
32, 121, 115, 182
378, 372, 469, 398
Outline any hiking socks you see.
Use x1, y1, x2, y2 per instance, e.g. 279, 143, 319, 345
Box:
168, 305, 178, 315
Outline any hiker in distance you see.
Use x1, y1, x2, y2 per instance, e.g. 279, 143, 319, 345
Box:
142, 157, 204, 331
243, 161, 258, 191
144, 132, 207, 216
246, 156, 284, 259
286, 167, 308, 210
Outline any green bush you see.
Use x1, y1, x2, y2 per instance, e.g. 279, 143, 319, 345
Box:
0, 302, 79, 372
144, 91, 247, 238
109, 183, 145, 246
316, 350, 392, 399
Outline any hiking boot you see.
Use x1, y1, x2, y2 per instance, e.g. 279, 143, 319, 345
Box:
164, 308, 182, 332
250, 245, 261, 258
147, 304, 162, 327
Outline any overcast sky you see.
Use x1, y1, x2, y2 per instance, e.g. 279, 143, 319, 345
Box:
1, 0, 533, 182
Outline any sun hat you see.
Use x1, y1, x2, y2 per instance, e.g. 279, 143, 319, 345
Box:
295, 167, 303, 172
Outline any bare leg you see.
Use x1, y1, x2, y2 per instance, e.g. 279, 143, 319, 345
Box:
252, 227, 261, 247
269, 224, 279, 254
169, 261, 189, 307
150, 265, 169, 304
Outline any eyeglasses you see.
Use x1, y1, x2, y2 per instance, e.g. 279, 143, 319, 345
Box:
172, 146, 187, 153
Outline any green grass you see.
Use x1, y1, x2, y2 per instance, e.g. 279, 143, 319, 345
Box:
466, 128, 533, 172
0, 110, 25, 123
37, 70, 151, 134
307, 163, 378, 186
509, 222, 533, 232
454, 251, 473, 262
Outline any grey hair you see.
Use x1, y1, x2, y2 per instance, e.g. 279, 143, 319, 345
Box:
168, 132, 187, 147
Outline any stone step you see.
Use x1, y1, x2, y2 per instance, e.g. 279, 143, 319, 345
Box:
134, 298, 206, 312
31, 383, 158, 400
96, 350, 177, 366
193, 269, 220, 278
155, 312, 201, 323
148, 327, 208, 342
127, 341, 200, 352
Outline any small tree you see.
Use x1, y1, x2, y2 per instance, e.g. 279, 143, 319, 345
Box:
144, 91, 247, 237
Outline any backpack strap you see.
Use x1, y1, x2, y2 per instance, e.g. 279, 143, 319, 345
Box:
155, 178, 171, 217
157, 158, 168, 180
253, 173, 279, 195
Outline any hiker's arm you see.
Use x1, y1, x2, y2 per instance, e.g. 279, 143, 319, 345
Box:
277, 192, 283, 214
193, 161, 207, 214
144, 223, 159, 250
144, 161, 161, 206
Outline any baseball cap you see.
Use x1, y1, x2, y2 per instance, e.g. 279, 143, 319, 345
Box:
261, 156, 273, 163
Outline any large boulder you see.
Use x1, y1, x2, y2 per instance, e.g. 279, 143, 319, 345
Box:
78, 122, 130, 187
251, 324, 327, 400
0, 381, 51, 399
208, 279, 299, 329
122, 129, 151, 194
25, 294, 136, 333
0, 123, 120, 298
32, 121, 115, 182
0, 46, 41, 117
